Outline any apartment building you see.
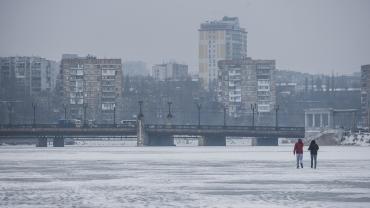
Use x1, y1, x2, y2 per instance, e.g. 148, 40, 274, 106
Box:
199, 16, 247, 90
0, 56, 57, 98
361, 64, 370, 127
61, 55, 122, 123
218, 58, 276, 117
152, 62, 188, 81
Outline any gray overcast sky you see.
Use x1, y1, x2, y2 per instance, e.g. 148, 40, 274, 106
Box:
0, 0, 369, 75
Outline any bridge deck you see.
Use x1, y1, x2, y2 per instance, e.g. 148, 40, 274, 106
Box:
0, 124, 304, 138
145, 125, 304, 138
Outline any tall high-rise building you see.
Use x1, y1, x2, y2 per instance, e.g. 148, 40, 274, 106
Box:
361, 64, 370, 127
0, 56, 57, 98
199, 16, 247, 90
218, 58, 276, 117
61, 55, 122, 123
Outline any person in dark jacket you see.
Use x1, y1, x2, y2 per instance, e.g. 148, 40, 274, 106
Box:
308, 140, 319, 169
293, 139, 304, 169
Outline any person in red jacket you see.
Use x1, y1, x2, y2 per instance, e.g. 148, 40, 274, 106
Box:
293, 139, 304, 169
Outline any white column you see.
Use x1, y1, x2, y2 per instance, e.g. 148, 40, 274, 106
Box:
320, 113, 323, 128
312, 114, 316, 128
305, 113, 308, 128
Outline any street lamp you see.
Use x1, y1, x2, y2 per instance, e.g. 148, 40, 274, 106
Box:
63, 103, 67, 120
251, 103, 257, 129
32, 102, 37, 127
7, 102, 12, 127
274, 104, 280, 130
113, 105, 116, 127
368, 101, 370, 130
83, 103, 88, 127
196, 103, 201, 127
167, 101, 173, 119
138, 100, 143, 119
223, 104, 227, 127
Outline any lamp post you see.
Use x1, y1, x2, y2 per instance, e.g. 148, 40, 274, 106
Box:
7, 102, 12, 127
138, 101, 143, 119
32, 102, 37, 127
251, 103, 257, 129
196, 103, 201, 127
223, 105, 227, 127
83, 103, 88, 127
368, 101, 370, 130
63, 103, 67, 120
113, 106, 116, 127
167, 101, 173, 119
352, 111, 357, 132
274, 104, 280, 130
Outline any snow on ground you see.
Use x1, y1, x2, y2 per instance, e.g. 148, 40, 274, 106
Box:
342, 132, 370, 146
0, 146, 370, 208
305, 129, 370, 146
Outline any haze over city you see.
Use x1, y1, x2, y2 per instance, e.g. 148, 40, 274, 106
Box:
0, 0, 369, 75
1, 1, 370, 207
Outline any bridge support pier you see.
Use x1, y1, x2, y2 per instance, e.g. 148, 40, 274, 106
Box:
137, 118, 149, 146
199, 135, 226, 146
36, 137, 47, 147
53, 136, 64, 147
255, 137, 278, 146
148, 134, 174, 146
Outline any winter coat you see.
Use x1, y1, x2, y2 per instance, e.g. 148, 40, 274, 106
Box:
293, 141, 304, 154
308, 143, 319, 155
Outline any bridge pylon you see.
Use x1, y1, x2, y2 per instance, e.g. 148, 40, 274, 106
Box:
137, 117, 148, 146
198, 134, 226, 146
36, 136, 47, 147
53, 136, 65, 147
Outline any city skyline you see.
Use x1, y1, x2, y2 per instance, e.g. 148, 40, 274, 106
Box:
0, 0, 369, 75
1, 2, 370, 208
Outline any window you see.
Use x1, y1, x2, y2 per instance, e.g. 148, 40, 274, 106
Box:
102, 103, 115, 111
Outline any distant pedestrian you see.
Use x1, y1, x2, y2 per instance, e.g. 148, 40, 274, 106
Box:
308, 140, 319, 169
293, 139, 304, 169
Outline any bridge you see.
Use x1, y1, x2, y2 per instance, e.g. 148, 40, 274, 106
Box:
0, 120, 305, 147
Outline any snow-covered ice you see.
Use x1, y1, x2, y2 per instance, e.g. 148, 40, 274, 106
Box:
0, 145, 370, 208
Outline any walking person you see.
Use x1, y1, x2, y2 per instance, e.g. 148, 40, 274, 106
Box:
308, 140, 319, 169
293, 139, 304, 169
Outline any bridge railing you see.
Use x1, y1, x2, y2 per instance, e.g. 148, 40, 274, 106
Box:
0, 124, 137, 129
0, 123, 304, 132
0, 124, 59, 129
145, 124, 304, 131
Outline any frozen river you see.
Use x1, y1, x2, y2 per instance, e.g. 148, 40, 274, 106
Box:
1, 145, 370, 208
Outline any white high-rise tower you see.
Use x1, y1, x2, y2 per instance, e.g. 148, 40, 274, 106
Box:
198, 16, 247, 90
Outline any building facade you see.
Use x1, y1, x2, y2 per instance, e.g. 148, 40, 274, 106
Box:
217, 58, 276, 117
61, 55, 122, 123
199, 16, 247, 90
152, 62, 188, 81
304, 108, 334, 131
361, 64, 370, 128
0, 56, 57, 98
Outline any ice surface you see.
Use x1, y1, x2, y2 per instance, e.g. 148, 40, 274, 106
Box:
0, 146, 370, 208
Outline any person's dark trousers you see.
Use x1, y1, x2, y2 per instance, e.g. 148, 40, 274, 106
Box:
310, 154, 317, 169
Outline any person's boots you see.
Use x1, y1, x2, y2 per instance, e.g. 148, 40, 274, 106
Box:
301, 163, 303, 168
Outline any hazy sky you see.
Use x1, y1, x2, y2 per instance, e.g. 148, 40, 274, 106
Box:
0, 0, 369, 75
